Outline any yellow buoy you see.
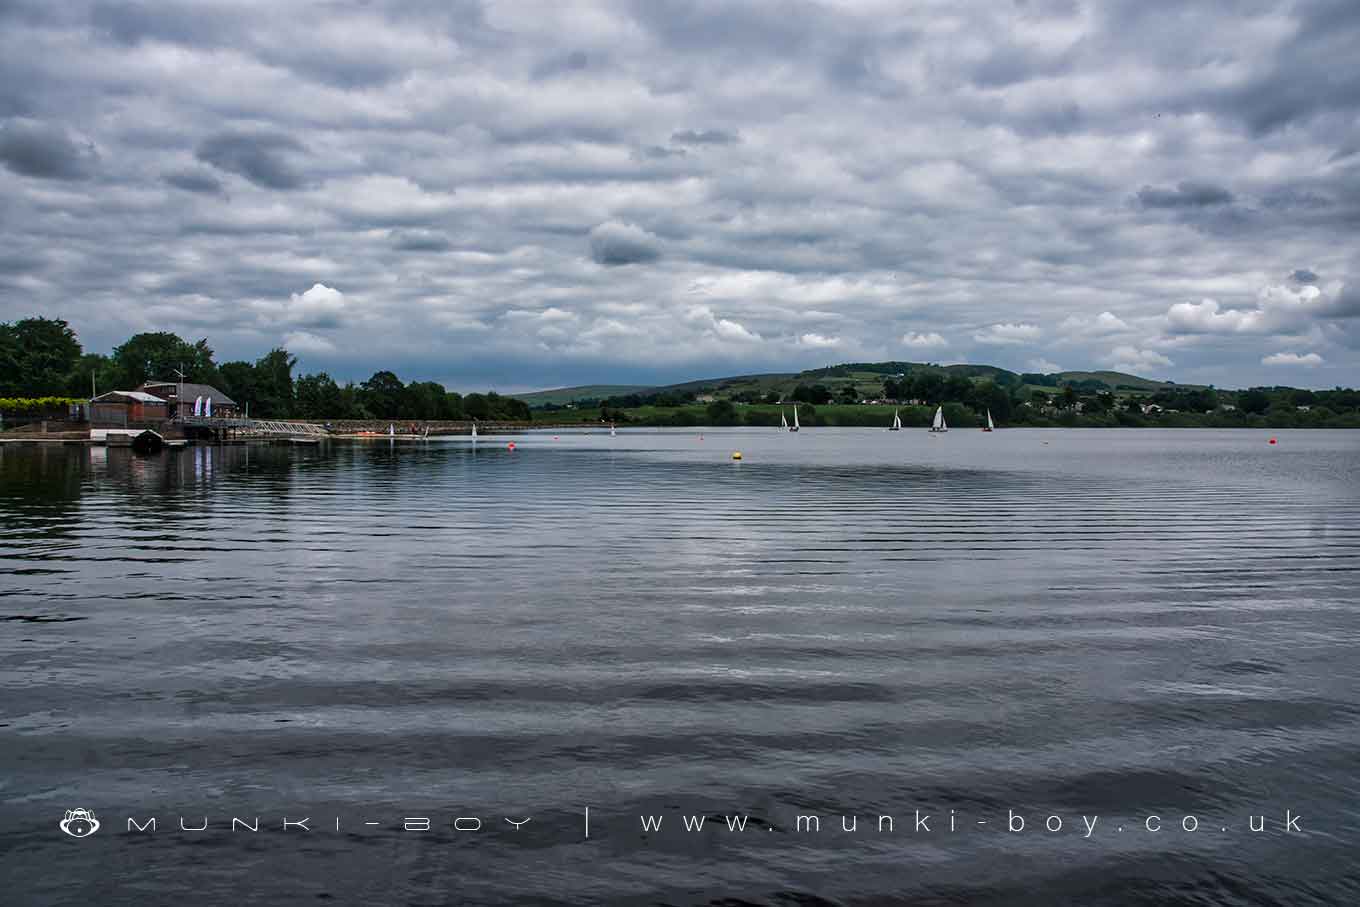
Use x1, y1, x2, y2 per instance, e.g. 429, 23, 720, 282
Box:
731, 451, 742, 460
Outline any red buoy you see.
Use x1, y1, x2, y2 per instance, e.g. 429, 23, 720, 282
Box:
507, 442, 516, 450
1269, 437, 1277, 445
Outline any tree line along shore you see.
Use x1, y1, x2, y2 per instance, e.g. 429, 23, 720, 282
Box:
3, 317, 1358, 430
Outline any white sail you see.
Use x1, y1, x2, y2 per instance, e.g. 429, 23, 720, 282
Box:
986, 409, 994, 430
471, 421, 478, 439
930, 406, 947, 432
780, 411, 788, 429
388, 423, 394, 436
610, 422, 616, 437
892, 409, 902, 429
793, 407, 800, 430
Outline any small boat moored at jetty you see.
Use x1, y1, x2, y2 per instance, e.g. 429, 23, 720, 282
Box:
929, 406, 948, 433
890, 409, 901, 431
130, 429, 165, 454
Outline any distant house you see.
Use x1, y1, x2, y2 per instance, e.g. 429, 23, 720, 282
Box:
1296, 405, 1312, 412
695, 394, 716, 403
89, 391, 169, 426
137, 381, 239, 418
1219, 404, 1237, 412
1141, 403, 1164, 414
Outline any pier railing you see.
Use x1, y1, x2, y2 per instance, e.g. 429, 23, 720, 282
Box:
176, 416, 328, 436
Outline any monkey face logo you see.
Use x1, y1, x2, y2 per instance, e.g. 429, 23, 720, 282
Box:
60, 809, 100, 838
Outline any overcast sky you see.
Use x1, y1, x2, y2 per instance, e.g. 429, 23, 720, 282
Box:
1, 0, 1357, 391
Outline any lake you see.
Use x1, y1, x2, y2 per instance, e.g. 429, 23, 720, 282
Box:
2, 428, 1358, 905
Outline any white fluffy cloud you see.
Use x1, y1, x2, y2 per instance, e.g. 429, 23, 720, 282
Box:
902, 331, 948, 348
799, 333, 841, 348
1058, 311, 1130, 338
282, 283, 348, 329
281, 330, 337, 354
1164, 284, 1330, 335
1263, 351, 1324, 366
687, 305, 762, 344
973, 323, 1041, 346
1026, 358, 1063, 373
1107, 346, 1173, 373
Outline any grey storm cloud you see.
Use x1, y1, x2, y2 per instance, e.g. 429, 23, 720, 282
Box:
671, 129, 739, 145
164, 168, 225, 195
392, 230, 451, 252
1, 0, 1358, 391
588, 222, 662, 266
195, 131, 306, 190
0, 119, 96, 180
531, 50, 591, 80
1136, 181, 1235, 209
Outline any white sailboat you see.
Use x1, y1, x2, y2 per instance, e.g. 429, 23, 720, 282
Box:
983, 409, 994, 432
929, 406, 948, 433
610, 422, 616, 437
470, 420, 478, 441
388, 423, 395, 437
890, 409, 901, 431
780, 410, 789, 430
790, 407, 800, 432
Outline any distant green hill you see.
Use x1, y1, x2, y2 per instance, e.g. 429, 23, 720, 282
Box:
509, 384, 653, 406
1053, 370, 1197, 391
657, 372, 796, 394
514, 362, 1195, 408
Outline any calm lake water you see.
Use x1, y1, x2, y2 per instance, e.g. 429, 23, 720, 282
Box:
2, 428, 1358, 905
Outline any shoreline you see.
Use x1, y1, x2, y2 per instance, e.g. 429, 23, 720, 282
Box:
3, 423, 1357, 446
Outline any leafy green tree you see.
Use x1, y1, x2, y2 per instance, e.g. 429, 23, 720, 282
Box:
252, 348, 296, 417
944, 374, 974, 404
403, 381, 450, 419
910, 371, 945, 404
112, 332, 218, 387
218, 361, 257, 410
337, 382, 369, 418
792, 383, 832, 404
360, 370, 405, 417
66, 353, 126, 398
705, 399, 739, 424
1239, 388, 1270, 414
977, 380, 1012, 423
463, 391, 490, 420
0, 317, 82, 395
294, 372, 342, 418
